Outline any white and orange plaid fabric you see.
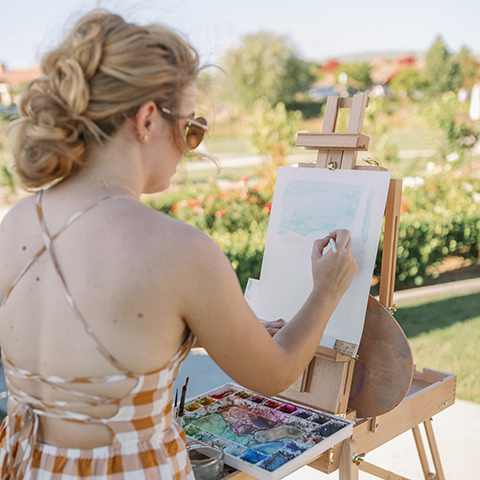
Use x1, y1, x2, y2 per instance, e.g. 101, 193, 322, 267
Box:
0, 191, 195, 479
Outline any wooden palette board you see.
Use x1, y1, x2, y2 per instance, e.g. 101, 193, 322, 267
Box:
348, 295, 414, 418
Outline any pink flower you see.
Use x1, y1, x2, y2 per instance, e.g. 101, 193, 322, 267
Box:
215, 209, 226, 218
263, 204, 272, 213
239, 189, 249, 200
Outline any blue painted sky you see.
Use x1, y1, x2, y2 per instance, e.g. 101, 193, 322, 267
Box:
1, 0, 479, 69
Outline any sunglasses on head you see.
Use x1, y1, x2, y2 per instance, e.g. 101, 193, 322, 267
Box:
160, 107, 208, 150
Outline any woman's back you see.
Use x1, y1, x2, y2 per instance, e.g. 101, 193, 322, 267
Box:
0, 185, 194, 448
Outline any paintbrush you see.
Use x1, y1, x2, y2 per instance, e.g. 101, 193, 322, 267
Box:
174, 389, 179, 418
178, 378, 189, 426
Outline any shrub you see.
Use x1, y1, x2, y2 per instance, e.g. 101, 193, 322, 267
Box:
375, 162, 480, 286
147, 164, 479, 291
211, 228, 266, 290
144, 179, 270, 290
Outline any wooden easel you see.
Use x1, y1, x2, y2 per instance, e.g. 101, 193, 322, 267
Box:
228, 94, 456, 480
291, 93, 455, 480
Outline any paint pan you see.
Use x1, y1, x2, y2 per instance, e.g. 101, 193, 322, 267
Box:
182, 383, 353, 480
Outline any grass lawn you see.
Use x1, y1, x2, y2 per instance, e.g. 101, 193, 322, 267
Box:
388, 128, 438, 151
394, 292, 480, 403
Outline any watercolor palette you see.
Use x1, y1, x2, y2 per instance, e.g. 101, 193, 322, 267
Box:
182, 384, 353, 480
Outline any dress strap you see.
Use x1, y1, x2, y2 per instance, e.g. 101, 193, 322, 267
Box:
35, 190, 131, 373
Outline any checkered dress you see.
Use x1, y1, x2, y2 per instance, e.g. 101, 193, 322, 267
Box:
0, 191, 195, 479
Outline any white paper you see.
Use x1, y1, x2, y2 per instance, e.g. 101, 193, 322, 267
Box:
245, 167, 391, 354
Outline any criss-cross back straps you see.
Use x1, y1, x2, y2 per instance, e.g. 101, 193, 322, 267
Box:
33, 190, 134, 374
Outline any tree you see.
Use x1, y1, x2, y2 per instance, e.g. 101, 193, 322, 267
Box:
457, 45, 479, 89
421, 91, 480, 165
334, 63, 373, 92
388, 68, 430, 98
424, 36, 462, 95
222, 32, 315, 109
249, 98, 302, 192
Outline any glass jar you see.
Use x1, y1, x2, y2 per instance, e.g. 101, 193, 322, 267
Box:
187, 443, 224, 480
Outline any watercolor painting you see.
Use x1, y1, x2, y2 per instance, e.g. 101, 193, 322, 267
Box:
183, 384, 353, 480
245, 167, 391, 354
278, 180, 363, 237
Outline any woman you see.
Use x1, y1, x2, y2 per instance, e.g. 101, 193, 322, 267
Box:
0, 9, 358, 479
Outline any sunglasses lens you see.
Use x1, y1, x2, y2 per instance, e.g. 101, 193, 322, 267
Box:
186, 117, 207, 149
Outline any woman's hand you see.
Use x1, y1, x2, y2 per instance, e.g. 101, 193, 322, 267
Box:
261, 318, 286, 337
311, 230, 359, 303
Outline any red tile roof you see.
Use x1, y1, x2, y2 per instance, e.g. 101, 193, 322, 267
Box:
0, 65, 42, 85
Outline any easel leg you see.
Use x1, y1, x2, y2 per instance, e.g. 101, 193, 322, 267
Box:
424, 419, 446, 480
412, 425, 431, 479
339, 439, 359, 480
412, 419, 446, 480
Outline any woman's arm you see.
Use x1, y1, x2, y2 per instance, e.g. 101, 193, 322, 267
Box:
179, 228, 358, 396
192, 319, 285, 349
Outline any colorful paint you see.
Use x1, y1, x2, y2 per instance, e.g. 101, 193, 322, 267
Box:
277, 403, 297, 414
183, 384, 353, 480
235, 390, 253, 399
292, 410, 312, 419
196, 396, 216, 406
184, 403, 202, 412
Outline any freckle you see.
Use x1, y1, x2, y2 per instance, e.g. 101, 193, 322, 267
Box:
137, 313, 143, 318
36, 277, 40, 281
113, 318, 118, 324
22, 246, 26, 251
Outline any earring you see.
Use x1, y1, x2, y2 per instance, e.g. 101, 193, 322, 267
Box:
135, 131, 148, 143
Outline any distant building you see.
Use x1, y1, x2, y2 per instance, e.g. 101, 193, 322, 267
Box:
0, 64, 42, 105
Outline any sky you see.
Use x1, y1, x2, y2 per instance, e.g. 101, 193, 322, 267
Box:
1, 0, 479, 70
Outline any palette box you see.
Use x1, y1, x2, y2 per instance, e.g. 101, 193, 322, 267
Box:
181, 383, 354, 480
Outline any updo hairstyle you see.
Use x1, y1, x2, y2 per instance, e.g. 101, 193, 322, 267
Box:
7, 9, 199, 188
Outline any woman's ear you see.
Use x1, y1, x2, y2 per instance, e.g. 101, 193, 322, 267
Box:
134, 101, 158, 138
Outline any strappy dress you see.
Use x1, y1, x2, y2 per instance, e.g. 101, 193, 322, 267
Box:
0, 191, 195, 479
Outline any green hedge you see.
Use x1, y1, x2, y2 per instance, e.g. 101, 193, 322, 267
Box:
147, 171, 479, 290
145, 181, 269, 290
375, 211, 479, 286
284, 100, 325, 119
384, 166, 480, 286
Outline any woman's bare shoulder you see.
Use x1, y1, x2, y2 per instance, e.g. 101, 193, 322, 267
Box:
0, 196, 39, 249
101, 199, 223, 267
0, 195, 36, 229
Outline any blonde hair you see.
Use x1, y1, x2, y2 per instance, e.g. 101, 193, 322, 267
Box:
7, 9, 199, 188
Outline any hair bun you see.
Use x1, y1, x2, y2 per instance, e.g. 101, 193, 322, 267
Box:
8, 9, 199, 189
53, 58, 90, 115
71, 18, 103, 80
